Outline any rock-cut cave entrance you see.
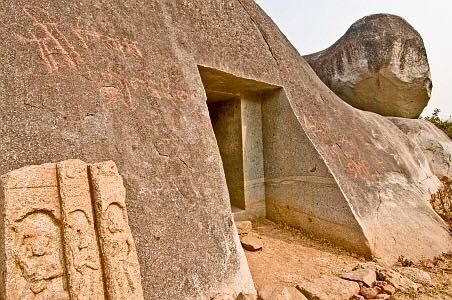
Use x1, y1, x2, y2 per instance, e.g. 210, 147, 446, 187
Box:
198, 65, 280, 220
198, 66, 368, 254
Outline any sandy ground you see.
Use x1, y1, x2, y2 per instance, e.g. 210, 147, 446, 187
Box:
245, 219, 452, 299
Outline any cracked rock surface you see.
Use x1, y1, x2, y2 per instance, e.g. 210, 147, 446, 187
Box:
389, 117, 452, 179
305, 14, 432, 118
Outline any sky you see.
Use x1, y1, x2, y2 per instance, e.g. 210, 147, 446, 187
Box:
255, 0, 452, 118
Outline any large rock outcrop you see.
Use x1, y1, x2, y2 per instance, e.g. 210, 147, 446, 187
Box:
0, 1, 449, 298
389, 118, 452, 178
304, 14, 432, 118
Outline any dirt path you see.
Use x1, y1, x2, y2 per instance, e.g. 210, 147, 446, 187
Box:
245, 219, 452, 299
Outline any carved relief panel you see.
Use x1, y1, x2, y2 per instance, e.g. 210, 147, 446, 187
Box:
90, 162, 144, 300
0, 160, 143, 300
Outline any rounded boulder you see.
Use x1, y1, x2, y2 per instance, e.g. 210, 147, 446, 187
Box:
305, 14, 432, 118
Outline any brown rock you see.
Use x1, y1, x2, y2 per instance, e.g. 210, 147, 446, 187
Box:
296, 276, 360, 300
240, 235, 263, 252
258, 285, 308, 300
341, 268, 377, 287
236, 221, 253, 236
305, 14, 432, 118
360, 286, 381, 299
351, 295, 365, 300
374, 281, 396, 295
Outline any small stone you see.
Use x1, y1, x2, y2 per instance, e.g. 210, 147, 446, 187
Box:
296, 276, 360, 300
376, 294, 391, 300
235, 221, 252, 235
240, 235, 263, 251
210, 293, 235, 300
425, 262, 434, 269
377, 268, 420, 292
353, 262, 381, 272
396, 267, 432, 285
351, 295, 365, 300
258, 285, 308, 300
236, 293, 257, 300
360, 286, 380, 299
341, 268, 377, 287
374, 281, 396, 295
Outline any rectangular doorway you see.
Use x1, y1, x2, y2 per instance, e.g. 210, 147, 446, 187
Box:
207, 94, 246, 210
198, 66, 277, 219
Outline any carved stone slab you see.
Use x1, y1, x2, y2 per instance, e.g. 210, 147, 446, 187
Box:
89, 161, 144, 300
57, 160, 105, 300
0, 163, 68, 300
0, 160, 143, 300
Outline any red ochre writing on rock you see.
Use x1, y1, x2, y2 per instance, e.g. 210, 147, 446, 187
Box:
9, 5, 190, 110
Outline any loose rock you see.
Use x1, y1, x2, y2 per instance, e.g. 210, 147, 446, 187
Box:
341, 268, 377, 287
360, 286, 380, 299
235, 221, 253, 236
351, 295, 365, 300
396, 267, 432, 286
377, 269, 420, 292
374, 281, 396, 295
296, 276, 360, 300
240, 235, 263, 252
376, 294, 391, 300
236, 293, 257, 300
258, 285, 308, 300
353, 262, 381, 273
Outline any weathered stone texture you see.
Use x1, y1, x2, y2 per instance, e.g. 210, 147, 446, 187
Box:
340, 268, 377, 287
0, 160, 143, 300
396, 267, 432, 286
376, 268, 420, 292
296, 276, 360, 300
235, 221, 252, 236
305, 14, 432, 118
0, 2, 255, 298
389, 117, 452, 179
258, 285, 308, 300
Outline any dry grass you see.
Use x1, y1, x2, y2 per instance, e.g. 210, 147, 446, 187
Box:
431, 177, 452, 229
397, 253, 452, 299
